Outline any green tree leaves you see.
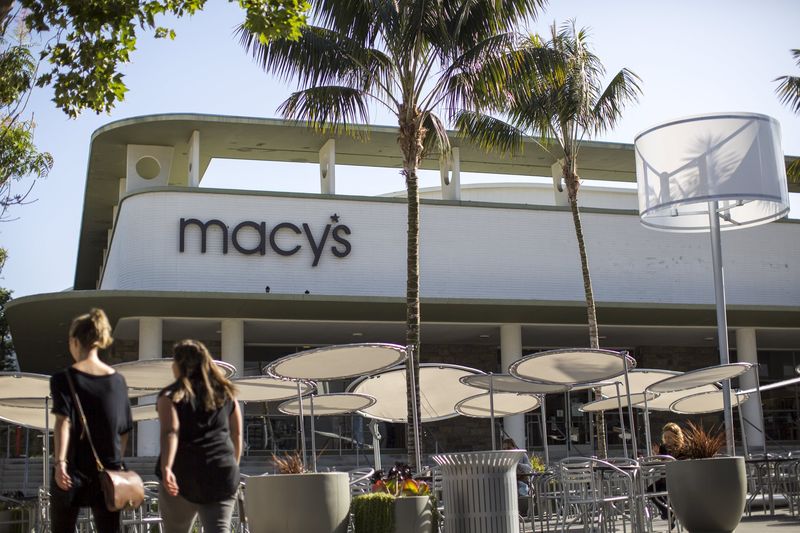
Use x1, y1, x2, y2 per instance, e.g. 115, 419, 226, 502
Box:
21, 0, 310, 117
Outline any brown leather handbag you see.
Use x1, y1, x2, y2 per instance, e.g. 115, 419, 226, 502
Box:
66, 370, 145, 512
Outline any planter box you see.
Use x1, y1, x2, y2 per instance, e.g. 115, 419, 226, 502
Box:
245, 472, 350, 533
666, 456, 746, 533
394, 495, 433, 533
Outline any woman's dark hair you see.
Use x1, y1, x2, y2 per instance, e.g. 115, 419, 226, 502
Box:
69, 308, 113, 350
170, 339, 237, 411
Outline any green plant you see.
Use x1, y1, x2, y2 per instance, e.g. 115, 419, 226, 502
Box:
351, 493, 394, 533
682, 421, 725, 459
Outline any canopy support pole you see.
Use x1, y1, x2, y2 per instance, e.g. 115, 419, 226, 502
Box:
296, 382, 307, 470
615, 382, 628, 458
310, 394, 317, 472
737, 403, 749, 457
489, 373, 496, 450
643, 394, 652, 457
621, 355, 638, 458
565, 391, 572, 458
539, 397, 549, 465
709, 200, 735, 456
44, 397, 50, 496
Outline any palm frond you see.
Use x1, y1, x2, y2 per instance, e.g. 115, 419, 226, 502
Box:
591, 67, 642, 135
454, 110, 524, 155
437, 32, 521, 112
787, 157, 800, 185
278, 86, 371, 139
775, 75, 800, 115
312, 0, 395, 45
421, 112, 451, 158
446, 0, 548, 48
239, 25, 361, 88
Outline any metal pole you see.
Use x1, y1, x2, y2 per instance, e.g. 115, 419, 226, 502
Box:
489, 373, 496, 450
44, 397, 50, 492
753, 364, 766, 454
615, 382, 628, 458
296, 382, 307, 470
709, 200, 735, 456
539, 397, 549, 465
407, 346, 422, 472
309, 394, 317, 472
369, 419, 382, 471
643, 394, 652, 457
621, 354, 638, 458
565, 391, 572, 458
737, 402, 749, 457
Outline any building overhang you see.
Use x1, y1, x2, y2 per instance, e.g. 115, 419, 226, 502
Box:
8, 289, 800, 373
76, 113, 800, 290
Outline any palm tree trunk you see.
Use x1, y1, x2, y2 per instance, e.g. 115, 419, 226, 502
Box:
399, 109, 424, 471
566, 168, 607, 458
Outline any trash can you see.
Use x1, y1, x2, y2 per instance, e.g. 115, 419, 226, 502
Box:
432, 450, 524, 533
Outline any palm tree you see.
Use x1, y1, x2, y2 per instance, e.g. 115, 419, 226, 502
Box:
239, 0, 547, 470
775, 48, 800, 183
458, 21, 641, 457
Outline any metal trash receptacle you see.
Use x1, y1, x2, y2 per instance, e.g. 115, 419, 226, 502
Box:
432, 450, 524, 533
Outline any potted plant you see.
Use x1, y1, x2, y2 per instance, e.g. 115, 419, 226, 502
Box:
245, 451, 351, 533
665, 422, 746, 533
351, 464, 438, 533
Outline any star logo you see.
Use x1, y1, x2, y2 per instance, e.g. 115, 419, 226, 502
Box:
330, 213, 340, 223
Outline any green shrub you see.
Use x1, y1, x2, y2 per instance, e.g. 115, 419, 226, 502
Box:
351, 493, 395, 533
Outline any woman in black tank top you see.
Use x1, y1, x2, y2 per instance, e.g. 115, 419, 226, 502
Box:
156, 340, 242, 533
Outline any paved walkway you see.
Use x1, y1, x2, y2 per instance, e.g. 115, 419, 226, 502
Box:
520, 510, 800, 532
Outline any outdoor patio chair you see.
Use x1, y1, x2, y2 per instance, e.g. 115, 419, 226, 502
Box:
557, 456, 640, 533
745, 453, 776, 516
346, 467, 375, 498
638, 455, 679, 533
531, 470, 561, 533
776, 455, 800, 517
121, 481, 162, 533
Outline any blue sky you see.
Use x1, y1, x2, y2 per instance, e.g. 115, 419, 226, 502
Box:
2, 0, 799, 298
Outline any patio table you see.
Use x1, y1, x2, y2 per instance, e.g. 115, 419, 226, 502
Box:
745, 455, 795, 516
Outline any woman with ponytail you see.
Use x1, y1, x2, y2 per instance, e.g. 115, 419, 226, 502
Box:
50, 308, 133, 533
156, 339, 242, 533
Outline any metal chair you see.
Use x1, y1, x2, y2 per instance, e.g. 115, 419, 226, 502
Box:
346, 467, 375, 498
638, 455, 678, 533
557, 456, 640, 533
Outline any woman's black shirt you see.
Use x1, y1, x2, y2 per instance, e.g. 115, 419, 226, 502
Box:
156, 382, 239, 504
50, 367, 133, 479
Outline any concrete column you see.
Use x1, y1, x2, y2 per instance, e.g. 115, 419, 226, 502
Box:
500, 324, 525, 449
319, 139, 336, 194
736, 328, 765, 452
440, 147, 461, 201
221, 319, 245, 378
137, 317, 162, 456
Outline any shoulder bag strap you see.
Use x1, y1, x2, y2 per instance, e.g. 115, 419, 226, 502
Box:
65, 369, 105, 473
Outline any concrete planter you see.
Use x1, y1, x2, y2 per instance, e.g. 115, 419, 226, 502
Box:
666, 457, 746, 533
394, 496, 433, 533
245, 472, 350, 533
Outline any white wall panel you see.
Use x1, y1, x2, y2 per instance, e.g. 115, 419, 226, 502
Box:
101, 190, 800, 307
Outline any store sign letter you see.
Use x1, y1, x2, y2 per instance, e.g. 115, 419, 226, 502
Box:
179, 215, 352, 267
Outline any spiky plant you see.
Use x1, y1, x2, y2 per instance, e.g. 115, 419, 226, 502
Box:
682, 421, 726, 460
